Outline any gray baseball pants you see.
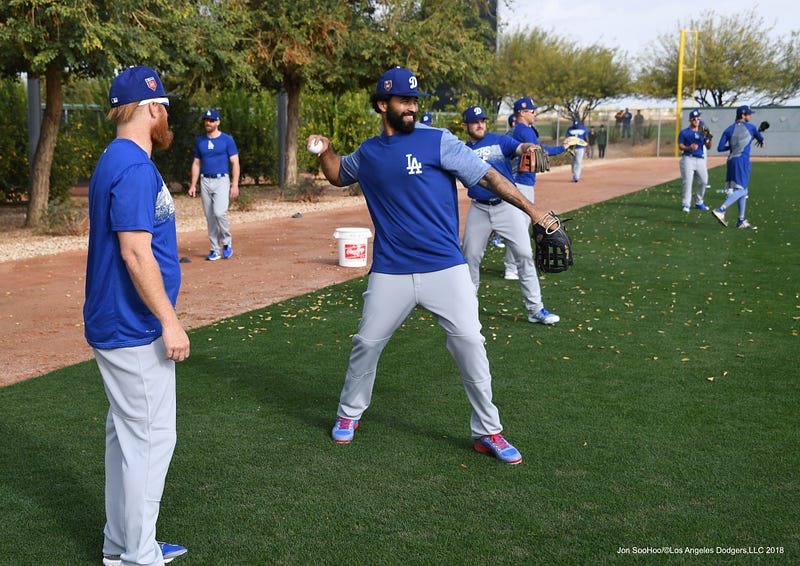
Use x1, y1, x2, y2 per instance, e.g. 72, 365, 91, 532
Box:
94, 337, 176, 566
200, 175, 232, 253
680, 155, 709, 207
336, 264, 503, 438
504, 183, 536, 278
571, 147, 585, 180
463, 200, 543, 313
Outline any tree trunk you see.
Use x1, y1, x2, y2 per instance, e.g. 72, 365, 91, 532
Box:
25, 66, 63, 227
283, 77, 302, 187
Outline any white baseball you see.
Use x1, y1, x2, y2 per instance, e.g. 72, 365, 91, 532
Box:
307, 139, 323, 154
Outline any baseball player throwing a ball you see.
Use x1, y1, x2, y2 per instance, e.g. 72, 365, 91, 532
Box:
460, 105, 560, 325
308, 67, 569, 464
711, 105, 765, 229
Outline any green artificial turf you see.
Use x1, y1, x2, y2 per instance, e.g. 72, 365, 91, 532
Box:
1, 162, 798, 565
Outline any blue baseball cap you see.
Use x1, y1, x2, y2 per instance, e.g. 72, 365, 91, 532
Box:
462, 106, 487, 123
420, 112, 433, 125
689, 109, 702, 119
507, 114, 516, 128
513, 97, 538, 113
736, 105, 754, 117
109, 66, 175, 108
375, 67, 430, 97
204, 108, 220, 121
573, 118, 581, 126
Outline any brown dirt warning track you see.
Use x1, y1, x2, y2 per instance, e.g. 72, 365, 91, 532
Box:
0, 156, 725, 387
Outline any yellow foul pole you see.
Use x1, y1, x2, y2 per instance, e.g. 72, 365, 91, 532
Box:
675, 30, 686, 157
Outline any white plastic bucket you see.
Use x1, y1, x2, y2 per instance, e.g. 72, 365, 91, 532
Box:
333, 227, 373, 267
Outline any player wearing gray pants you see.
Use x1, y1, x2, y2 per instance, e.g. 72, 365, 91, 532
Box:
188, 108, 239, 261
84, 66, 190, 565
337, 266, 501, 436
504, 97, 567, 280
677, 109, 712, 211
460, 105, 557, 324
94, 339, 177, 565
565, 119, 589, 182
199, 175, 233, 251
308, 68, 568, 464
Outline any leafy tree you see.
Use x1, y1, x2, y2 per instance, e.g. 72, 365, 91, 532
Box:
0, 77, 29, 203
0, 0, 250, 226
634, 9, 800, 106
245, 0, 496, 187
490, 29, 630, 123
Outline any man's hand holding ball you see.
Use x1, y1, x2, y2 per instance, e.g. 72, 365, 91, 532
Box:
307, 137, 324, 155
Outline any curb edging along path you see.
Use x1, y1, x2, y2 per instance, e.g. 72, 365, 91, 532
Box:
0, 156, 721, 387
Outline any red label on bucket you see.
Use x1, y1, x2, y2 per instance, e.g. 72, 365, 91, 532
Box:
344, 243, 366, 259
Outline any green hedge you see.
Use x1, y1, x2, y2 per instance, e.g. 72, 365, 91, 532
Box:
0, 81, 389, 202
0, 78, 30, 203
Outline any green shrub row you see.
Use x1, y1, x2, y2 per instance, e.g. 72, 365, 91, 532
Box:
0, 78, 384, 203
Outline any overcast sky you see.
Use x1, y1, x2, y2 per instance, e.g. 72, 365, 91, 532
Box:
498, 1, 796, 58
497, 0, 798, 108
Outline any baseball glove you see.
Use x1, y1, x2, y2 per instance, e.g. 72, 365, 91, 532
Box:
758, 121, 770, 133
532, 211, 573, 273
519, 147, 550, 173
563, 135, 588, 147
701, 125, 713, 140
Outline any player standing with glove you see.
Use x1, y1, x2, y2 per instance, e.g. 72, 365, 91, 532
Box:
307, 67, 569, 464
504, 97, 567, 280
460, 105, 560, 325
565, 118, 589, 182
678, 109, 712, 212
710, 105, 765, 229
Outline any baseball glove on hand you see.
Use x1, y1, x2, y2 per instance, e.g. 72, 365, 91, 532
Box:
519, 147, 550, 173
532, 211, 573, 273
701, 125, 713, 140
758, 121, 770, 133
563, 135, 588, 148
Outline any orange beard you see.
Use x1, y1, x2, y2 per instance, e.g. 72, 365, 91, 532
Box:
151, 107, 174, 151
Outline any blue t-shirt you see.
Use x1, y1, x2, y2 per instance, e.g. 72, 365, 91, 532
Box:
565, 124, 589, 150
512, 122, 564, 186
194, 132, 238, 175
717, 121, 764, 188
678, 127, 706, 158
465, 132, 520, 201
84, 139, 181, 349
339, 124, 489, 274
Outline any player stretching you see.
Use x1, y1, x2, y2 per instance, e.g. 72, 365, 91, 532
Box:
308, 67, 564, 464
711, 105, 765, 229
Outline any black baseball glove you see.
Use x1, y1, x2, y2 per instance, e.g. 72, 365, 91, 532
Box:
701, 125, 713, 140
532, 212, 573, 273
758, 121, 770, 133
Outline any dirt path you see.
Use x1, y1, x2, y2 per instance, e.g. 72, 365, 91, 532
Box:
0, 156, 719, 387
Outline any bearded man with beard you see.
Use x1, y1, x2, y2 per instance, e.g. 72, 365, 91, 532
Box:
84, 66, 189, 566
307, 67, 564, 465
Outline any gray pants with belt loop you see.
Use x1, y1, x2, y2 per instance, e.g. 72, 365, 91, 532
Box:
200, 175, 232, 253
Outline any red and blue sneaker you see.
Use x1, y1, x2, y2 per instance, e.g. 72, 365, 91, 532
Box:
474, 434, 522, 465
331, 417, 359, 444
